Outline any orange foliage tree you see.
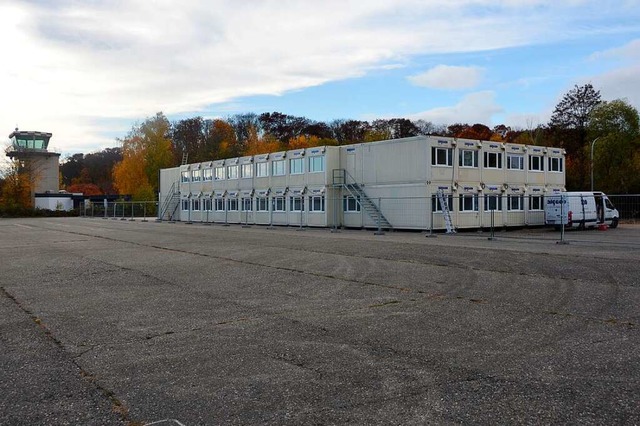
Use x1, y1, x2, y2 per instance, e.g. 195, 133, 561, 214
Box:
0, 159, 33, 209
113, 113, 173, 200
66, 183, 103, 196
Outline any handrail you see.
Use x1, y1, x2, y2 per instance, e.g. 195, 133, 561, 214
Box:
159, 182, 177, 220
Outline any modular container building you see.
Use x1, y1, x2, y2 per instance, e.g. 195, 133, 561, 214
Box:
158, 135, 565, 230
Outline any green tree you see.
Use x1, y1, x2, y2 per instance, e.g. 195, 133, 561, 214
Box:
588, 99, 640, 193
548, 84, 602, 189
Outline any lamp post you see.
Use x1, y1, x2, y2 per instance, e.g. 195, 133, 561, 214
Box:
590, 137, 600, 192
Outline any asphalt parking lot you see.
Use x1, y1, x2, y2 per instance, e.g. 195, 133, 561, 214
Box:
1, 218, 639, 425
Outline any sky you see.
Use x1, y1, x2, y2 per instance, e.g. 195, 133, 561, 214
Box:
1, 0, 640, 159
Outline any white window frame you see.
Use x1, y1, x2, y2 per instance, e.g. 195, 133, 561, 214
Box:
290, 158, 304, 175
181, 199, 189, 211
191, 170, 201, 182
214, 166, 225, 180
227, 165, 238, 180
484, 152, 503, 169
484, 194, 503, 211
241, 197, 253, 212
214, 198, 225, 211
310, 195, 325, 212
507, 195, 524, 211
181, 171, 190, 183
203, 198, 212, 211
256, 162, 269, 177
529, 195, 544, 211
257, 197, 269, 212
549, 157, 563, 172
227, 198, 238, 211
273, 196, 286, 212
459, 194, 479, 212
191, 198, 201, 211
343, 195, 361, 212
507, 154, 524, 170
241, 163, 253, 179
459, 150, 478, 168
272, 160, 285, 176
203, 168, 213, 181
309, 156, 325, 173
529, 155, 544, 172
431, 194, 454, 213
432, 147, 453, 166
289, 196, 304, 212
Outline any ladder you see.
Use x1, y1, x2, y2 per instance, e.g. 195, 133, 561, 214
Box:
181, 152, 188, 165
437, 190, 456, 234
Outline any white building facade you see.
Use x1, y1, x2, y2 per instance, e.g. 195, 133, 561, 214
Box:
158, 136, 565, 230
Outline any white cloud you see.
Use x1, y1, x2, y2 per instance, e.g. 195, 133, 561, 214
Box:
1, 0, 638, 153
592, 65, 640, 107
589, 38, 640, 62
407, 65, 484, 90
587, 39, 640, 110
408, 91, 503, 125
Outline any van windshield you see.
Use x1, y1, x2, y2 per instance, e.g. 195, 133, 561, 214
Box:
605, 198, 615, 210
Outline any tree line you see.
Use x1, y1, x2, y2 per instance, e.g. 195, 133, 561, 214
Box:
2, 84, 639, 210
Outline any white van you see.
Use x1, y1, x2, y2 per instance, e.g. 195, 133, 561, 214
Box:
545, 191, 619, 229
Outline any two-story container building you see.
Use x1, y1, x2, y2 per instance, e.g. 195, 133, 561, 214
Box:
158, 135, 565, 230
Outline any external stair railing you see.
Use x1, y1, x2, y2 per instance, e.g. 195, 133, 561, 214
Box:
332, 169, 392, 230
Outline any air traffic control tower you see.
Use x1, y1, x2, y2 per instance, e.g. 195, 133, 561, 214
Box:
6, 128, 61, 206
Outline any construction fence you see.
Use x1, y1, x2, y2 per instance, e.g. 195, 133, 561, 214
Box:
80, 194, 640, 228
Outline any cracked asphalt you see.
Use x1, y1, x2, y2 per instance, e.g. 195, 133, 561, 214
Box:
1, 218, 639, 425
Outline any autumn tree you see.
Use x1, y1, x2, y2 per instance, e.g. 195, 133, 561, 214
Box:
113, 112, 173, 200
330, 119, 370, 144
244, 133, 282, 156
228, 113, 260, 156
413, 119, 446, 136
0, 159, 33, 209
67, 183, 103, 196
172, 117, 207, 164
207, 119, 239, 159
457, 123, 493, 140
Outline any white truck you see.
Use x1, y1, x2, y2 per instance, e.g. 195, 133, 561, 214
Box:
545, 191, 619, 229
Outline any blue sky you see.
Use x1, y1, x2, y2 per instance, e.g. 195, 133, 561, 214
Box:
1, 1, 639, 157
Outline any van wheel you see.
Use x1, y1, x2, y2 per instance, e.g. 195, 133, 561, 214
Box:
578, 221, 585, 230
610, 218, 619, 229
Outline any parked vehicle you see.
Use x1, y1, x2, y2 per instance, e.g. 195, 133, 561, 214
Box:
545, 191, 619, 229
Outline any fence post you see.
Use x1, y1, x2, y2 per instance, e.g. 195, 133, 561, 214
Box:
223, 198, 230, 226
427, 196, 436, 238
142, 203, 148, 222
243, 203, 251, 228
557, 194, 569, 244
374, 197, 385, 235
331, 194, 339, 233
112, 202, 117, 220
90, 202, 94, 218
267, 196, 275, 229
203, 202, 211, 225
488, 208, 495, 241
120, 202, 126, 220
297, 197, 305, 231
129, 202, 135, 221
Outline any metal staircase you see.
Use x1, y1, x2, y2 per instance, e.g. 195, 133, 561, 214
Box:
333, 169, 392, 230
437, 189, 456, 234
159, 182, 180, 221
